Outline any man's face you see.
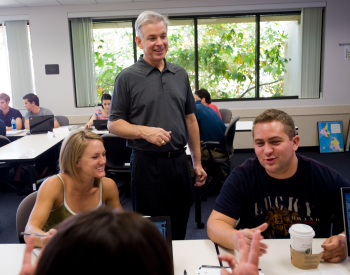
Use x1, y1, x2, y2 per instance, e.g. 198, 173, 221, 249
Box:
24, 99, 35, 112
0, 99, 9, 111
136, 21, 168, 66
254, 121, 299, 179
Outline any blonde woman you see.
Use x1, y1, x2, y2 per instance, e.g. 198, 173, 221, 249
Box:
24, 129, 122, 247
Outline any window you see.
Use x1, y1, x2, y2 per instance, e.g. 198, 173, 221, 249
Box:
0, 21, 35, 108
71, 8, 323, 105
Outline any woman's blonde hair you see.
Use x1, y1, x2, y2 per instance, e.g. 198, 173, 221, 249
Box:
59, 129, 103, 187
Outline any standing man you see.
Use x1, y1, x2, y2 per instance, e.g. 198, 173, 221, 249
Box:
23, 93, 60, 129
108, 11, 206, 240
0, 93, 23, 131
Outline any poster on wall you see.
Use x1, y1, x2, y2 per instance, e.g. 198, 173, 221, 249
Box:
317, 121, 344, 153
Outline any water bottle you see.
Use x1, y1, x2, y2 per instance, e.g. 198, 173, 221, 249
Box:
11, 117, 16, 130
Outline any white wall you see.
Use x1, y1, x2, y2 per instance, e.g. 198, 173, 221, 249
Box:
0, 0, 349, 117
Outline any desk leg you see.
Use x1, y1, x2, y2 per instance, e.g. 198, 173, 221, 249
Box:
27, 162, 38, 193
195, 186, 204, 229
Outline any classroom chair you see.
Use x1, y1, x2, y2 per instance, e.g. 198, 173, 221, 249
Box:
219, 109, 232, 124
200, 115, 240, 200
16, 191, 37, 243
55, 116, 69, 126
0, 136, 15, 193
101, 134, 132, 198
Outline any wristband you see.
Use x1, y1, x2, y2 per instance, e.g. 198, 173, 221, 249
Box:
339, 233, 346, 238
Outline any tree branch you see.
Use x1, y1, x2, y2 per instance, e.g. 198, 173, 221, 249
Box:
239, 79, 282, 98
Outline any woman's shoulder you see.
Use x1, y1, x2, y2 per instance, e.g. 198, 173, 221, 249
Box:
37, 175, 64, 200
101, 177, 116, 188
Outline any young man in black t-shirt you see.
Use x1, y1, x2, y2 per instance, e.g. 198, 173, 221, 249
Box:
0, 93, 23, 131
207, 109, 350, 263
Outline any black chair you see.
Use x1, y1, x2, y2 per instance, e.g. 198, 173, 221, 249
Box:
201, 115, 240, 200
101, 134, 132, 197
219, 109, 232, 124
56, 116, 69, 126
0, 136, 15, 193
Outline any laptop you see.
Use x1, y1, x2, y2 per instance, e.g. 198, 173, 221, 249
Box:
341, 187, 350, 258
146, 216, 173, 257
29, 115, 54, 135
93, 120, 108, 130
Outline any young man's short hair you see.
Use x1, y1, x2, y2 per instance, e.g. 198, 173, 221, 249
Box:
23, 93, 39, 106
194, 89, 211, 104
0, 93, 10, 102
253, 109, 296, 140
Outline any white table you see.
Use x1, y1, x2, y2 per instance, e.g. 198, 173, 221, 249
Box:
235, 121, 253, 132
219, 238, 350, 275
2, 239, 349, 275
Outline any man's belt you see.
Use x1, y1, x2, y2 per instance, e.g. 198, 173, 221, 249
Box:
134, 148, 185, 158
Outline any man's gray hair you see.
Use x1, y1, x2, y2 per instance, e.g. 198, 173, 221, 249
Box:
135, 11, 169, 38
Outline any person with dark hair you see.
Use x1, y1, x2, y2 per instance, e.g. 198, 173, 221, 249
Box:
24, 129, 122, 247
21, 209, 174, 275
108, 11, 206, 240
23, 93, 60, 130
207, 109, 350, 263
85, 93, 112, 129
0, 93, 23, 131
194, 89, 222, 119
20, 208, 261, 275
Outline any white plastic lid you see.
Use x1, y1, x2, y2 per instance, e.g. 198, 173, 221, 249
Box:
289, 224, 315, 238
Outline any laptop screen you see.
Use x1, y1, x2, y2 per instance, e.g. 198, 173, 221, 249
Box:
29, 115, 54, 134
341, 187, 350, 256
146, 216, 173, 257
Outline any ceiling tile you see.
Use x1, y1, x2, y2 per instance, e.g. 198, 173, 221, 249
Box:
96, 0, 132, 3
58, 0, 97, 4
16, 0, 61, 6
0, 0, 25, 7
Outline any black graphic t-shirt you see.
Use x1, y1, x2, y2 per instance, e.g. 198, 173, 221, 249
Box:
214, 154, 350, 238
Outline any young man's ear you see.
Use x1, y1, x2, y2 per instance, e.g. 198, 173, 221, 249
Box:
292, 135, 300, 151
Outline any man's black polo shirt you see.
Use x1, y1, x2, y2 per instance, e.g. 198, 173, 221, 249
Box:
109, 56, 196, 152
0, 107, 23, 127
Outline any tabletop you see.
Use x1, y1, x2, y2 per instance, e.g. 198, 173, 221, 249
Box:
219, 238, 350, 275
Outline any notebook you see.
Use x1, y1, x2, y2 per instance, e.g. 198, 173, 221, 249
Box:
29, 115, 54, 135
93, 120, 108, 130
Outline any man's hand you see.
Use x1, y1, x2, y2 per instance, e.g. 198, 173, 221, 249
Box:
220, 230, 261, 275
194, 164, 207, 187
236, 223, 268, 256
141, 126, 171, 146
321, 234, 346, 263
19, 236, 37, 275
41, 228, 57, 247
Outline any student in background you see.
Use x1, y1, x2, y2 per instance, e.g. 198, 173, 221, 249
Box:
194, 89, 222, 119
23, 93, 60, 130
85, 93, 111, 129
0, 119, 6, 136
24, 130, 122, 247
0, 93, 23, 131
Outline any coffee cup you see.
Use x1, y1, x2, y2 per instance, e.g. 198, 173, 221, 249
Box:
289, 224, 315, 254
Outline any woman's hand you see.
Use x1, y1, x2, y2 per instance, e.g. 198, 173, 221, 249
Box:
19, 236, 37, 275
85, 121, 93, 129
41, 228, 57, 247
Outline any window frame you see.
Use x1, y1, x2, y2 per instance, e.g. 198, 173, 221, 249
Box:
70, 9, 324, 106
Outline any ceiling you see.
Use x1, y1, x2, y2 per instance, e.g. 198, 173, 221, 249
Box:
0, 0, 157, 8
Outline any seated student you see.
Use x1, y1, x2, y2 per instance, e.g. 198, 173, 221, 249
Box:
0, 93, 23, 131
24, 129, 122, 247
0, 119, 5, 136
85, 93, 111, 128
194, 93, 227, 159
194, 89, 222, 119
207, 109, 350, 263
20, 208, 260, 275
22, 93, 60, 130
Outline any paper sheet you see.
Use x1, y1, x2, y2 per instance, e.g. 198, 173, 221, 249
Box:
195, 268, 264, 275
289, 269, 347, 275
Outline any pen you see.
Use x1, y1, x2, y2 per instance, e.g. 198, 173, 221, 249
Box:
20, 232, 48, 237
215, 243, 223, 267
184, 269, 187, 275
